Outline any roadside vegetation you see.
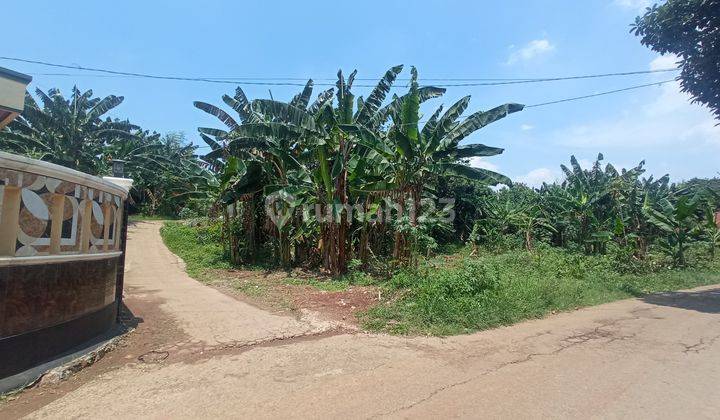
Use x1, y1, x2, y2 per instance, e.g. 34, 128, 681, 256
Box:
363, 247, 720, 335
158, 62, 720, 336
159, 221, 230, 279
159, 145, 720, 336
4, 66, 719, 336
3, 2, 719, 335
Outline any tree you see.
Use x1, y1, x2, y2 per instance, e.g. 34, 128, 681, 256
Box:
0, 87, 135, 174
113, 132, 215, 216
702, 206, 720, 259
643, 194, 701, 266
632, 0, 720, 120
0, 86, 214, 216
355, 66, 521, 260
194, 65, 523, 275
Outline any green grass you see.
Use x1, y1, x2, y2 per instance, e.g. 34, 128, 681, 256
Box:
284, 277, 351, 292
159, 221, 230, 278
361, 246, 720, 335
160, 220, 720, 337
129, 214, 176, 222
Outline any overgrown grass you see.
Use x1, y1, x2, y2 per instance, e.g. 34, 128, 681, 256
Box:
159, 221, 230, 278
361, 245, 720, 335
161, 221, 720, 336
160, 221, 352, 293
129, 214, 177, 223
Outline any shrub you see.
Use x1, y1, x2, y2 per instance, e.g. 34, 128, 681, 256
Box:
363, 247, 720, 335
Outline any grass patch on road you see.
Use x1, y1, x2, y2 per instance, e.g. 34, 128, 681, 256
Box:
361, 246, 720, 335
159, 221, 230, 279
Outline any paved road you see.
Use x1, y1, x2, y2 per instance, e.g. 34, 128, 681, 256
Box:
18, 222, 720, 419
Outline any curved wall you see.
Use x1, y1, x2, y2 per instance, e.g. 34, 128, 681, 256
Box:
0, 152, 128, 379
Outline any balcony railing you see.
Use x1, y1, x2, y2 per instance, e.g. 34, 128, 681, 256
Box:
0, 151, 128, 264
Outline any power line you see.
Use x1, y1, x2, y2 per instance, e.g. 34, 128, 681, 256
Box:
525, 79, 675, 108
191, 80, 676, 150
16, 72, 550, 82
2, 56, 678, 88
21, 70, 678, 84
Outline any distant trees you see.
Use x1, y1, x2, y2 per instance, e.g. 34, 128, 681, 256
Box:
632, 0, 720, 120
0, 87, 214, 216
471, 154, 720, 268
0, 87, 134, 173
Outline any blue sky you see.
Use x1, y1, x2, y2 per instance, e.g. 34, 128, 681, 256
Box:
4, 0, 718, 185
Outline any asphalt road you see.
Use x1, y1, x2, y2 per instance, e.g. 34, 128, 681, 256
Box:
10, 222, 720, 419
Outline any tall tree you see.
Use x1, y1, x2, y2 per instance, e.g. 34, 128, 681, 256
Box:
0, 87, 135, 174
632, 0, 720, 120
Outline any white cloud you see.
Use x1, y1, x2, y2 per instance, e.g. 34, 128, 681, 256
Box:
556, 81, 720, 150
506, 39, 555, 65
614, 0, 651, 11
650, 54, 679, 71
468, 157, 500, 172
515, 167, 560, 188
553, 56, 720, 153
521, 124, 534, 131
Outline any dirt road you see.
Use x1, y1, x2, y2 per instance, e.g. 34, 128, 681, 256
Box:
5, 221, 720, 419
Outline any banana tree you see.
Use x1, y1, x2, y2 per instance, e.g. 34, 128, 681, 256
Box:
0, 87, 136, 174
195, 79, 340, 271
353, 66, 523, 260
512, 204, 556, 251
195, 86, 273, 263
233, 67, 406, 274
702, 206, 720, 259
643, 194, 700, 266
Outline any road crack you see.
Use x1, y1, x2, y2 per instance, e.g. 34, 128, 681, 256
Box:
681, 333, 720, 354
372, 319, 640, 418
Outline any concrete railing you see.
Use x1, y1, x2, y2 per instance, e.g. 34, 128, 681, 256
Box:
0, 151, 128, 263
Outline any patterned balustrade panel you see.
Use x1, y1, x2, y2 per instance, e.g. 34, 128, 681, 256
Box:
0, 152, 130, 380
0, 153, 126, 259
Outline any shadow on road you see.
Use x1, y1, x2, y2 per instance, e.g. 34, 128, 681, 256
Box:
119, 303, 143, 329
641, 287, 720, 314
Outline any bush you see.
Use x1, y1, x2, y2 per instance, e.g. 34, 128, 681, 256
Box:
362, 247, 720, 335
178, 207, 199, 220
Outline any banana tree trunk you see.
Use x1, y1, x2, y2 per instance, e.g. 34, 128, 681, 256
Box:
242, 197, 256, 263
392, 192, 409, 263
525, 229, 534, 251
279, 228, 291, 268
359, 203, 370, 267
410, 184, 421, 226
224, 203, 241, 265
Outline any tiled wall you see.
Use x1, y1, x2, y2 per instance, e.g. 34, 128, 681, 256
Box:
0, 256, 119, 338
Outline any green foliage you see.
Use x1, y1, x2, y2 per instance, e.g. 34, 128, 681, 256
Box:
121, 132, 216, 217
159, 220, 230, 278
0, 87, 133, 174
643, 193, 701, 266
195, 65, 522, 274
466, 154, 719, 273
632, 0, 720, 120
363, 247, 720, 335
0, 87, 215, 218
